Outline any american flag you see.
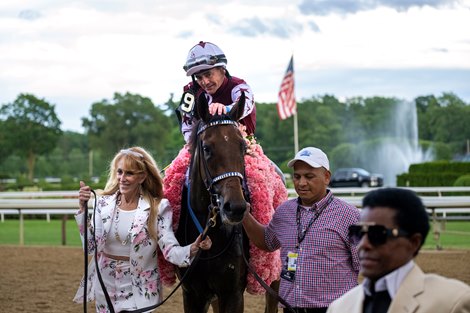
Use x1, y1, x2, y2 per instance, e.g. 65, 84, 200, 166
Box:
277, 56, 296, 120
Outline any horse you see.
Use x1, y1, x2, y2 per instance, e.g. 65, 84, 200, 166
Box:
174, 92, 280, 313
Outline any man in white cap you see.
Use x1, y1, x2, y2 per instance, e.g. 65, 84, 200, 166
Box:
243, 146, 361, 313
178, 41, 256, 143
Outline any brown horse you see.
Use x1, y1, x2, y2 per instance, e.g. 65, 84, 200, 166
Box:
174, 93, 279, 313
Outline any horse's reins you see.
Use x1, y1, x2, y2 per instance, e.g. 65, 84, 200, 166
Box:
120, 213, 214, 313
82, 190, 213, 313
196, 119, 296, 313
82, 190, 116, 313
240, 235, 296, 313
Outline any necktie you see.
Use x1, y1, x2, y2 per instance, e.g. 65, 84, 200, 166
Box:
363, 288, 391, 313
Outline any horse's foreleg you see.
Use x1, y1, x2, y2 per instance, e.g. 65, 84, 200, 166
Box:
182, 289, 211, 313
210, 298, 219, 313
265, 279, 280, 313
216, 292, 244, 313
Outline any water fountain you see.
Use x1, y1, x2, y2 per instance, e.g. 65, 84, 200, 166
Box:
364, 101, 434, 186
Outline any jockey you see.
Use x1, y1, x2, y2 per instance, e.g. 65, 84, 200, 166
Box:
178, 41, 256, 143
177, 40, 285, 185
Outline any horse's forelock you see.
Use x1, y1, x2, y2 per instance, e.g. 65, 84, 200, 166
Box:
188, 114, 233, 154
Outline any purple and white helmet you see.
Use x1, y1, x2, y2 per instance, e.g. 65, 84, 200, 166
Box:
183, 41, 227, 76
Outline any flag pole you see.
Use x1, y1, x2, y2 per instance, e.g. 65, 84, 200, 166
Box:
294, 111, 299, 154
277, 55, 297, 153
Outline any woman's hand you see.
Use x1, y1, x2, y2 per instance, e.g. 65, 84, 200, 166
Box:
78, 181, 91, 213
190, 234, 212, 257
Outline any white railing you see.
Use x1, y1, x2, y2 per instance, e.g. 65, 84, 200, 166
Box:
0, 191, 91, 245
1, 188, 469, 247
287, 186, 470, 198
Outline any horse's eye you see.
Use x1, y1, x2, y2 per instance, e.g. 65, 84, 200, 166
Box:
202, 144, 211, 156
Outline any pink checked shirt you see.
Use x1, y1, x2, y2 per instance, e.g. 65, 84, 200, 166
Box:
265, 191, 360, 308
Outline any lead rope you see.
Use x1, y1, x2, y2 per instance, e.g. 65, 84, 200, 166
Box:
120, 205, 217, 313
91, 190, 116, 312
83, 190, 115, 312
240, 237, 296, 313
240, 183, 295, 313
84, 189, 207, 313
83, 194, 89, 313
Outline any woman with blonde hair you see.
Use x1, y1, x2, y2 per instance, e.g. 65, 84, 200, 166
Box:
74, 147, 211, 312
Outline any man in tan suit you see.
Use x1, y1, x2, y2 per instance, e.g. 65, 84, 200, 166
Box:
327, 188, 470, 313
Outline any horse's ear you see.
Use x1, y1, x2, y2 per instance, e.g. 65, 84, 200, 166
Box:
229, 91, 245, 121
196, 93, 211, 123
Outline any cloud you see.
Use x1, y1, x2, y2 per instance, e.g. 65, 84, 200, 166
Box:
431, 47, 449, 53
309, 21, 321, 32
18, 9, 41, 20
229, 17, 303, 38
293, 67, 470, 102
177, 31, 193, 39
1, 0, 469, 133
299, 0, 459, 15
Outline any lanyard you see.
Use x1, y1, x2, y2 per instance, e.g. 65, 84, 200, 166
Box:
295, 196, 333, 248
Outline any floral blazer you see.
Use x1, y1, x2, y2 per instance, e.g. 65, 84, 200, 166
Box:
74, 193, 192, 308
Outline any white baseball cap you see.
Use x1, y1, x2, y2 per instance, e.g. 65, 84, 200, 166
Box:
287, 147, 330, 171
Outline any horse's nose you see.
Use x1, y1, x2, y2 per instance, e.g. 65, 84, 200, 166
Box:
223, 200, 247, 223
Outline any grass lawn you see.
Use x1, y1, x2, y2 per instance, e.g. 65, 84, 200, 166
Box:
0, 218, 82, 246
422, 221, 470, 250
0, 218, 469, 249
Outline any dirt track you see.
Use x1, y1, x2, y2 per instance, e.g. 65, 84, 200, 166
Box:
0, 246, 469, 313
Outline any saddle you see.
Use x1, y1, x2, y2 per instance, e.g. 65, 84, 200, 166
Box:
158, 140, 287, 294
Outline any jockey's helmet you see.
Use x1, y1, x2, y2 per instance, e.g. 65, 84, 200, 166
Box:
183, 41, 227, 76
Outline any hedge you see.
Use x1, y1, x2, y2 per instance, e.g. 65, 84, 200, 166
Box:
397, 161, 470, 186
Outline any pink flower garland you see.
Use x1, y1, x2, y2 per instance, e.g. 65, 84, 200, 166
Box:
158, 141, 287, 295
244, 142, 286, 294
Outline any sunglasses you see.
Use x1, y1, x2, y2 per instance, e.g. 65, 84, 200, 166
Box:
348, 223, 409, 246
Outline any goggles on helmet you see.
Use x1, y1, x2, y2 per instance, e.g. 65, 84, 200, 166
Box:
183, 54, 227, 73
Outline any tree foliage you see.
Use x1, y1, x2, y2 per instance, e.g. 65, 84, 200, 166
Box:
82, 92, 174, 162
0, 93, 62, 180
1, 90, 469, 188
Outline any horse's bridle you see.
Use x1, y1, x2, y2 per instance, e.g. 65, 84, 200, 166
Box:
196, 119, 245, 211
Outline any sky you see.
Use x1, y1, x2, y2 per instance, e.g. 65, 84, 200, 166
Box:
1, 0, 470, 133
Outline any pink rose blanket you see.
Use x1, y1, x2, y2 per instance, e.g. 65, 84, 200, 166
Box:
158, 141, 287, 294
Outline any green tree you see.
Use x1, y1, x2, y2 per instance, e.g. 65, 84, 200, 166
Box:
255, 102, 294, 169
82, 92, 173, 163
0, 121, 9, 166
415, 94, 439, 141
161, 93, 186, 164
0, 93, 62, 181
298, 95, 345, 152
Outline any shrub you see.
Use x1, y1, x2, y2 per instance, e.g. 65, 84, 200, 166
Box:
454, 175, 470, 187
398, 161, 470, 186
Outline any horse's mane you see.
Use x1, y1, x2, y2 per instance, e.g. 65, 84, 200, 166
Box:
188, 114, 232, 154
